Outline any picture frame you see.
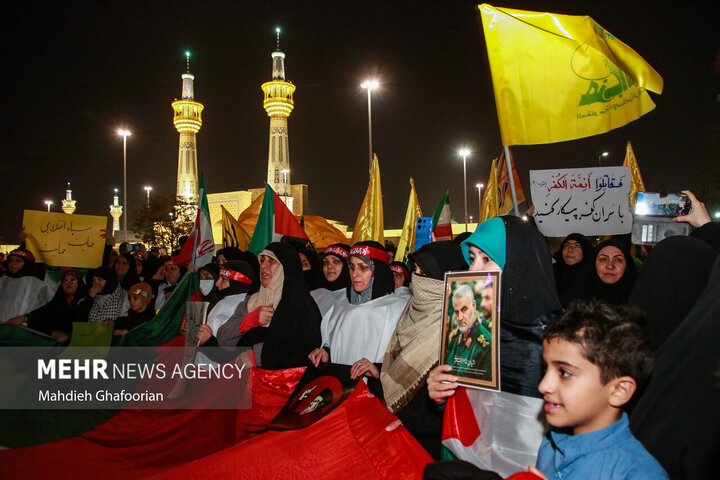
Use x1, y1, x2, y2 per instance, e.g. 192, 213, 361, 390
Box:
440, 270, 501, 391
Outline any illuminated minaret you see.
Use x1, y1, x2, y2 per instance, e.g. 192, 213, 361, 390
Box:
172, 51, 204, 204
61, 182, 77, 214
261, 28, 296, 212
109, 189, 122, 234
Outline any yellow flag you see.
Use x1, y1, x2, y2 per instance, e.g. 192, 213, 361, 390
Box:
497, 148, 526, 215
351, 154, 384, 245
479, 158, 500, 223
394, 178, 423, 264
479, 4, 663, 146
622, 141, 646, 206
221, 205, 251, 250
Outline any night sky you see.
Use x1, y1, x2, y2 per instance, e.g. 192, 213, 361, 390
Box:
5, 1, 718, 245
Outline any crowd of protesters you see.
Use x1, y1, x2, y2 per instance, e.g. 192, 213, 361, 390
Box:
1, 189, 718, 479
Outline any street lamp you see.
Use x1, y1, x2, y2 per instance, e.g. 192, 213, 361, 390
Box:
361, 79, 379, 174
44, 200, 53, 212
144, 186, 152, 207
117, 129, 132, 234
458, 148, 471, 232
598, 151, 609, 166
476, 183, 484, 220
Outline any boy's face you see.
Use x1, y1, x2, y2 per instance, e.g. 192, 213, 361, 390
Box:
539, 338, 619, 435
129, 294, 148, 313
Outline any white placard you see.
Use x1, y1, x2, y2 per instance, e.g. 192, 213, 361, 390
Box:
530, 167, 632, 237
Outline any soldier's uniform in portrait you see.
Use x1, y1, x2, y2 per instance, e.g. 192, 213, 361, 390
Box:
445, 316, 492, 378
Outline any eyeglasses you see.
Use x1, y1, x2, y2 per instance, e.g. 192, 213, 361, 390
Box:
62, 278, 78, 284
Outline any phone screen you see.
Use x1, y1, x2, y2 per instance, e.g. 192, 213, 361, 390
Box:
634, 192, 690, 217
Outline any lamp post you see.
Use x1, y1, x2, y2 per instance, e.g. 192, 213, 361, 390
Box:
476, 183, 484, 220
361, 79, 379, 174
458, 148, 471, 232
44, 200, 53, 212
598, 151, 609, 166
117, 129, 132, 233
144, 186, 152, 207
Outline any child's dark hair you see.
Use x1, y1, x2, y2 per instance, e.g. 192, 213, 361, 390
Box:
544, 300, 653, 389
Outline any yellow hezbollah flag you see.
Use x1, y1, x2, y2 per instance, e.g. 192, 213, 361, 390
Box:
351, 154, 384, 245
622, 140, 646, 206
479, 4, 663, 146
394, 178, 423, 264
221, 205, 251, 251
479, 158, 500, 223
497, 148, 526, 215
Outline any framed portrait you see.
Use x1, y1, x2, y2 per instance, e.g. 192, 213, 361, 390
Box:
440, 270, 501, 391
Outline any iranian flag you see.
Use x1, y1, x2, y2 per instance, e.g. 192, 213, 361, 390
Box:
248, 184, 308, 255
432, 191, 453, 241
442, 387, 545, 477
172, 177, 215, 268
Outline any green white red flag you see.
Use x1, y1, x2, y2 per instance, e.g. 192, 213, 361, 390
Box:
248, 184, 308, 255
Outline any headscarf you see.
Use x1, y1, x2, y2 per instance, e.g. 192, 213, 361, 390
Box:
382, 241, 467, 412
460, 217, 506, 269
252, 242, 322, 370
347, 240, 395, 304
283, 238, 325, 291
629, 235, 717, 350
409, 241, 468, 281
114, 253, 141, 291
553, 233, 594, 308
197, 262, 222, 309
247, 250, 284, 311
585, 237, 638, 305
463, 215, 562, 397
87, 266, 118, 295
216, 246, 243, 262
51, 270, 88, 307
630, 255, 720, 479
320, 243, 351, 291
217, 260, 255, 299
236, 251, 261, 294
390, 261, 411, 287
5, 249, 36, 278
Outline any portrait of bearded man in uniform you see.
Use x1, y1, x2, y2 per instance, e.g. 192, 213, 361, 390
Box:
444, 283, 492, 379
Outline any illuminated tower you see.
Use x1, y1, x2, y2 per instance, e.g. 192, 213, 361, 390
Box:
261, 28, 296, 212
109, 189, 123, 234
172, 51, 204, 204
61, 182, 77, 214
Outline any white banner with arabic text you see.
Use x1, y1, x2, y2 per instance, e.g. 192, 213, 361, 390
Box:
530, 167, 632, 237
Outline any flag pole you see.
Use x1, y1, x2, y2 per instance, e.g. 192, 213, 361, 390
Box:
190, 187, 203, 267
503, 146, 520, 216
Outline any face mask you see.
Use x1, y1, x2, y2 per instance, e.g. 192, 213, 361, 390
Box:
199, 279, 215, 296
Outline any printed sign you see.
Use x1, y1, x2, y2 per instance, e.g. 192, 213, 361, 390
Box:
530, 167, 632, 237
22, 210, 107, 268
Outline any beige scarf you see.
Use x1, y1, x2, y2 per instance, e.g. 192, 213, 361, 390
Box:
247, 249, 284, 312
381, 273, 444, 413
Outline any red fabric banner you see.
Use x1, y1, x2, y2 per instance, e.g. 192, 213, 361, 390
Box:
1, 367, 431, 479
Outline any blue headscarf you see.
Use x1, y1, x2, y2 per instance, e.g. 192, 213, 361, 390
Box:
460, 217, 506, 269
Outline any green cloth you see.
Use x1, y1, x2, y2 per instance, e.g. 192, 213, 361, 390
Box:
113, 271, 198, 346
0, 325, 59, 347
461, 217, 506, 269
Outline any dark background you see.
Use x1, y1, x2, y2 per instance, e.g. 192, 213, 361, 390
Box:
4, 0, 718, 244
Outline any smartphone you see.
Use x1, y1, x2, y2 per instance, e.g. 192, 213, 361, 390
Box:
634, 192, 691, 217
415, 217, 434, 250
130, 243, 142, 252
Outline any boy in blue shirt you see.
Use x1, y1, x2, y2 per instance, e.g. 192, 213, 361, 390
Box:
529, 301, 668, 480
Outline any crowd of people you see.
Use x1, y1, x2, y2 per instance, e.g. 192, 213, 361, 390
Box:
0, 189, 718, 479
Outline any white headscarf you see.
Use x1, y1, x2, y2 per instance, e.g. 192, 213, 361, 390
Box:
247, 249, 284, 311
